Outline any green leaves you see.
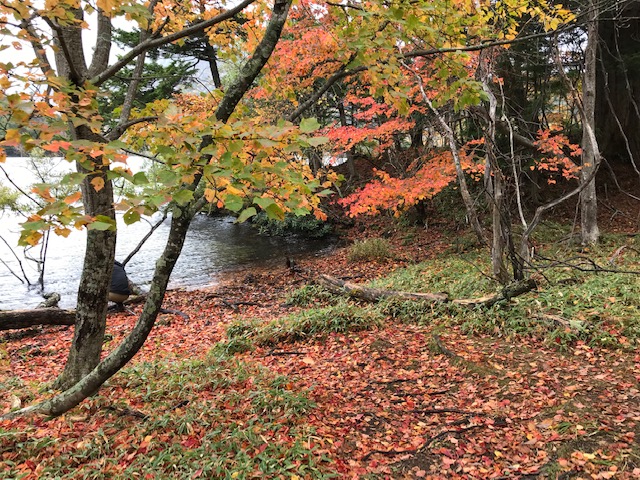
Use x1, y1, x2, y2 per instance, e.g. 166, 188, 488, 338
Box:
299, 118, 321, 133
88, 215, 116, 231
237, 206, 257, 223
172, 189, 194, 206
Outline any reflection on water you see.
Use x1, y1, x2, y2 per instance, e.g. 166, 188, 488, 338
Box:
0, 214, 335, 310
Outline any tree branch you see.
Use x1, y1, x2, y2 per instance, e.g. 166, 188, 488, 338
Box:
91, 0, 257, 87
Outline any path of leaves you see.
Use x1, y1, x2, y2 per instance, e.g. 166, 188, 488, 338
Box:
2, 241, 640, 478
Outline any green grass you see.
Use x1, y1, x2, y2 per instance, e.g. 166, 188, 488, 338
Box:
239, 231, 640, 351
347, 237, 393, 262
0, 357, 336, 479
224, 300, 384, 347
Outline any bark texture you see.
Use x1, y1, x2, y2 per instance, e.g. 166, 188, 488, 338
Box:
54, 128, 117, 390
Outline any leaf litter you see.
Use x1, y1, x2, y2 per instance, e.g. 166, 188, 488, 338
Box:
1, 222, 640, 479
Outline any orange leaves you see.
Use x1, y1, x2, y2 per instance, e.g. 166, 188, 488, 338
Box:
339, 151, 462, 217
90, 177, 105, 192
63, 191, 82, 204
42, 140, 72, 153
533, 127, 582, 182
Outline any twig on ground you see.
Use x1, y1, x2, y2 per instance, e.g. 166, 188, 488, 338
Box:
167, 400, 189, 411
408, 408, 488, 416
159, 308, 190, 320
433, 335, 463, 361
264, 350, 306, 356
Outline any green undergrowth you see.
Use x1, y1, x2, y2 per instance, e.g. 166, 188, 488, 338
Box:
221, 230, 640, 351
347, 237, 393, 262
222, 299, 384, 350
1, 356, 335, 479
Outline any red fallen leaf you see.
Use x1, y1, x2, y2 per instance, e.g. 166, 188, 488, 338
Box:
181, 436, 200, 448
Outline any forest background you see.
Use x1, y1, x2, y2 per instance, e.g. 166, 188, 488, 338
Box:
1, 0, 640, 478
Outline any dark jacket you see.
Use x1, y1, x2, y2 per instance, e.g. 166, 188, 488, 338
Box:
111, 261, 131, 295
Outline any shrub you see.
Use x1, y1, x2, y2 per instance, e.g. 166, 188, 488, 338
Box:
252, 212, 333, 238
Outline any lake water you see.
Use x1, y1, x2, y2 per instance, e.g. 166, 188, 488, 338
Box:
0, 157, 335, 310
0, 212, 335, 310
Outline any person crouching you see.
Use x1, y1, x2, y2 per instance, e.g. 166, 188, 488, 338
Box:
109, 261, 131, 311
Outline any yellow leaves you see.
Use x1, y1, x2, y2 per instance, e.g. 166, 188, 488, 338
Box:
204, 188, 218, 203
3, 128, 21, 147
22, 230, 43, 246
96, 0, 118, 16
91, 177, 105, 192
53, 225, 71, 237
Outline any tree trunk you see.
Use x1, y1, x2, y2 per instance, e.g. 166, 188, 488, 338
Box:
595, 1, 640, 168
580, 2, 600, 245
481, 70, 511, 284
418, 93, 487, 245
5, 205, 195, 418
50, 7, 117, 390
337, 101, 357, 179
54, 148, 116, 389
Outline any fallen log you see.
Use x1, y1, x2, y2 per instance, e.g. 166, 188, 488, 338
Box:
451, 279, 538, 308
0, 308, 75, 331
315, 273, 536, 308
1, 305, 190, 331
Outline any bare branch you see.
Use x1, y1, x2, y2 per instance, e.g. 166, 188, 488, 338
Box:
106, 116, 158, 141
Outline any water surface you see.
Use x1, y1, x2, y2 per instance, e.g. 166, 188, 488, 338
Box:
0, 213, 334, 310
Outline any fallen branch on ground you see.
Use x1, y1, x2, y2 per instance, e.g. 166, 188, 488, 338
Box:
433, 334, 463, 360
0, 308, 75, 331
314, 273, 537, 308
1, 305, 189, 331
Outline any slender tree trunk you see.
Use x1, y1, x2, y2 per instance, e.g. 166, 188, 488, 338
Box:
7, 204, 196, 417
337, 101, 357, 178
54, 129, 116, 390
580, 2, 600, 245
204, 41, 222, 89
408, 71, 487, 245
